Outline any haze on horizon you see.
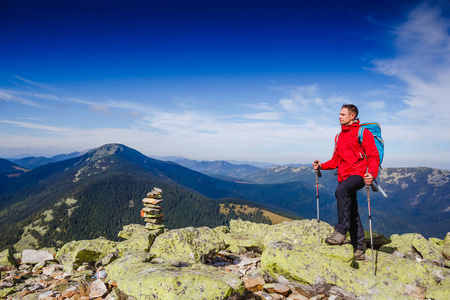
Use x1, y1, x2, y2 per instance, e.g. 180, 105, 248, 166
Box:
1, 0, 450, 169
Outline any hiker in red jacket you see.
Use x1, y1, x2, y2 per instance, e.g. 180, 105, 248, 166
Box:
313, 104, 380, 260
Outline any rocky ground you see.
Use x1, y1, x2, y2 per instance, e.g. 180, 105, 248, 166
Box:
1, 248, 353, 300
1, 219, 450, 299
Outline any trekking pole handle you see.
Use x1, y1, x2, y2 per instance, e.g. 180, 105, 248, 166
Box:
314, 160, 322, 177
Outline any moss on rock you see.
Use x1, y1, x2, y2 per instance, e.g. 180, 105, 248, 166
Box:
229, 219, 334, 251
381, 233, 444, 262
106, 253, 244, 300
55, 237, 117, 273
223, 233, 264, 250
261, 240, 450, 299
149, 226, 225, 263
0, 286, 16, 298
116, 224, 157, 255
425, 277, 450, 299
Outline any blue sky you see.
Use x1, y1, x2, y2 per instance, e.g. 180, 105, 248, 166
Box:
1, 0, 450, 169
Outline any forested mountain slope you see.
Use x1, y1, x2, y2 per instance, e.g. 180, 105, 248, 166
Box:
0, 144, 291, 251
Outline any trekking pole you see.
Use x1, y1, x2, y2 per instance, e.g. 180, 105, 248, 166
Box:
314, 161, 322, 243
366, 185, 375, 276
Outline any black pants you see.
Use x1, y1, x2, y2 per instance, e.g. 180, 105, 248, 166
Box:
334, 175, 365, 250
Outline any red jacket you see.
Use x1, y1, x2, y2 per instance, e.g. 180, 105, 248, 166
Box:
321, 121, 380, 182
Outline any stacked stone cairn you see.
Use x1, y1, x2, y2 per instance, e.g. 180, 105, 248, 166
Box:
141, 187, 164, 231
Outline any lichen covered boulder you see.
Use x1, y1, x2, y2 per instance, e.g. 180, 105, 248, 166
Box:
223, 233, 264, 253
429, 237, 450, 267
261, 240, 450, 299
381, 233, 444, 263
262, 219, 334, 247
229, 219, 334, 251
106, 253, 244, 300
55, 237, 117, 273
425, 276, 450, 299
149, 226, 225, 263
116, 224, 157, 255
261, 241, 354, 284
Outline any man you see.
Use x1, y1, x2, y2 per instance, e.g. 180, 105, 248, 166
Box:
313, 104, 379, 260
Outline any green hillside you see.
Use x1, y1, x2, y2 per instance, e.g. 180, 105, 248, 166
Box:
0, 145, 277, 251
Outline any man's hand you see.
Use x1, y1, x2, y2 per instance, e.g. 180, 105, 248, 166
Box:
313, 160, 321, 170
364, 173, 374, 186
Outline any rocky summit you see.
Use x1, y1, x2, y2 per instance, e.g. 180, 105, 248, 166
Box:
1, 219, 450, 300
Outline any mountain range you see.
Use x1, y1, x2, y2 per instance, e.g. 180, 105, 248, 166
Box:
0, 144, 306, 252
160, 157, 261, 179
9, 151, 84, 170
0, 143, 448, 253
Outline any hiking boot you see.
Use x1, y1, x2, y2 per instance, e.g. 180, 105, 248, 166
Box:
325, 230, 346, 245
354, 249, 365, 260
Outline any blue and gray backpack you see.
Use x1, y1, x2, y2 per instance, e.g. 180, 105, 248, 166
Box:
357, 122, 384, 166
358, 122, 387, 197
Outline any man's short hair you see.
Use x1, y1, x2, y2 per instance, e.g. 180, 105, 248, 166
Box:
342, 104, 359, 119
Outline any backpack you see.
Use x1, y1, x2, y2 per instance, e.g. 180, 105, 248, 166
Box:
358, 122, 387, 197
357, 122, 384, 166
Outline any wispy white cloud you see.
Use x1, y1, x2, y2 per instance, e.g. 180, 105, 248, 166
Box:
241, 112, 284, 120
274, 84, 321, 109
274, 84, 351, 124
366, 100, 386, 110
372, 1, 450, 126
0, 119, 67, 132
88, 104, 111, 114
0, 89, 47, 108
279, 98, 299, 112
12, 75, 54, 90
2, 83, 154, 116
0, 103, 338, 163
240, 102, 275, 111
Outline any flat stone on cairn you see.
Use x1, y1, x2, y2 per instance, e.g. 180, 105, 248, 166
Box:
141, 187, 164, 230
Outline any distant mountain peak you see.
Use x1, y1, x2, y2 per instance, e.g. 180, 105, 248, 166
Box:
85, 143, 127, 160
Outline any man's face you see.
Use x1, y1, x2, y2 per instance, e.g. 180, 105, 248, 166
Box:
339, 108, 355, 125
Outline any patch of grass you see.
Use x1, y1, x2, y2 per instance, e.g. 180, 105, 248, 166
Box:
219, 204, 292, 224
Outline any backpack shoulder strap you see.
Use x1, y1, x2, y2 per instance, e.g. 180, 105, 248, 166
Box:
357, 126, 365, 144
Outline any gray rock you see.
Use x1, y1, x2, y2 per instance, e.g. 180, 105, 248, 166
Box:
38, 290, 54, 299
100, 252, 118, 266
32, 260, 46, 272
22, 249, 54, 265
89, 279, 109, 298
